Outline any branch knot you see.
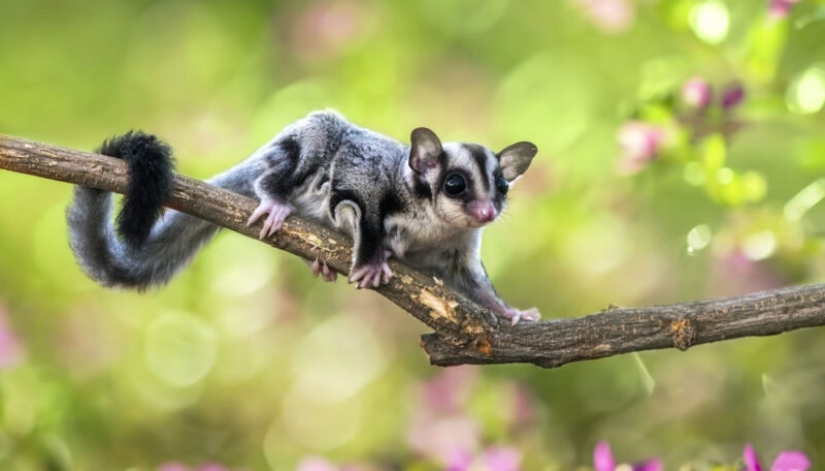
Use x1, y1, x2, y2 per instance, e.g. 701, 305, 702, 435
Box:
670, 317, 695, 351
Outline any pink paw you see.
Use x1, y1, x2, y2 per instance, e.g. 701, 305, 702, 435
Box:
311, 258, 338, 283
247, 197, 294, 239
349, 260, 393, 289
502, 307, 541, 326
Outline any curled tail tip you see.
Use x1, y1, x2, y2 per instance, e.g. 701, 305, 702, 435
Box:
97, 131, 175, 247
97, 130, 173, 163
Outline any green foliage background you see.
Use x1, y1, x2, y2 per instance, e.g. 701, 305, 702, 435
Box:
1, 0, 825, 469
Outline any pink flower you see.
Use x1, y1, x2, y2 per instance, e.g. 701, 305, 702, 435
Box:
447, 446, 522, 471
295, 456, 370, 471
408, 367, 483, 465
743, 444, 811, 471
420, 366, 479, 414
501, 382, 539, 431
408, 414, 481, 466
157, 463, 190, 471
681, 77, 712, 110
767, 0, 802, 19
574, 0, 635, 34
285, 1, 369, 61
593, 442, 662, 471
0, 306, 25, 369
593, 442, 616, 471
156, 462, 232, 471
617, 121, 665, 174
296, 457, 338, 471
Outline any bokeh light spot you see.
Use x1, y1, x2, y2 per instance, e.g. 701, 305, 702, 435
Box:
742, 171, 768, 202
687, 224, 712, 253
743, 230, 776, 261
209, 238, 276, 298
683, 161, 706, 186
787, 65, 825, 114
689, 0, 730, 44
279, 387, 361, 451
716, 167, 734, 185
561, 215, 630, 277
144, 312, 217, 387
290, 314, 388, 405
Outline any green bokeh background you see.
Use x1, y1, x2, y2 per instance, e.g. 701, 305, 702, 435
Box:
2, 0, 825, 469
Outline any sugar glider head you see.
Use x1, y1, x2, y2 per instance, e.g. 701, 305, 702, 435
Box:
408, 127, 537, 228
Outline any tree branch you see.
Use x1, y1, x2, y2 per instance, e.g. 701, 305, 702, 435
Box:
2, 134, 824, 369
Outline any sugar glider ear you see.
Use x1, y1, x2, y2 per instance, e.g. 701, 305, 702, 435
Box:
409, 127, 443, 175
497, 142, 537, 182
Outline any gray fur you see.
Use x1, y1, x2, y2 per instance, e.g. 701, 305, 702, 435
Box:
67, 110, 540, 322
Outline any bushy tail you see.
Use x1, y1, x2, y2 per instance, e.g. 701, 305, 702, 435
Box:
67, 131, 253, 290
103, 132, 175, 247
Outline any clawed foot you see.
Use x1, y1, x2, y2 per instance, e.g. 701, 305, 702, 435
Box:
247, 197, 294, 239
311, 258, 338, 283
349, 256, 393, 289
502, 307, 541, 326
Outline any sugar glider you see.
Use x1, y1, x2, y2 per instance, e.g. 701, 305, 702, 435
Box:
67, 110, 540, 324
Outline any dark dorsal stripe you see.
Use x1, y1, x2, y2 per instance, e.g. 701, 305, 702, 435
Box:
464, 144, 490, 193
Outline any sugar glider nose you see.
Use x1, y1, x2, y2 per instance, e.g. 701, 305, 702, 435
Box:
468, 200, 497, 223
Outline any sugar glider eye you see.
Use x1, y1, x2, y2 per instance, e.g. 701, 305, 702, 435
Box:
495, 175, 509, 195
443, 173, 467, 196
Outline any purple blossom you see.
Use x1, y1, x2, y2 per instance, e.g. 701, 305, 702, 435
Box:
617, 121, 665, 174
721, 82, 746, 109
743, 444, 811, 471
682, 77, 712, 110
593, 441, 662, 471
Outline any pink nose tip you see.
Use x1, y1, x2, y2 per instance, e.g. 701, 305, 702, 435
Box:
469, 200, 497, 223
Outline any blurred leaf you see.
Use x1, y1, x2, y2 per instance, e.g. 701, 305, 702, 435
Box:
795, 6, 825, 29
741, 171, 768, 203
795, 137, 825, 171
702, 133, 727, 172
639, 104, 675, 124
745, 17, 788, 81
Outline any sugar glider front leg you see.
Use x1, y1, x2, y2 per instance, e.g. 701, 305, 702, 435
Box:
463, 264, 540, 325
329, 192, 394, 289
443, 239, 540, 325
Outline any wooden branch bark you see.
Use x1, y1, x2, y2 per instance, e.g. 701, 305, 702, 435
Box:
2, 134, 824, 369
